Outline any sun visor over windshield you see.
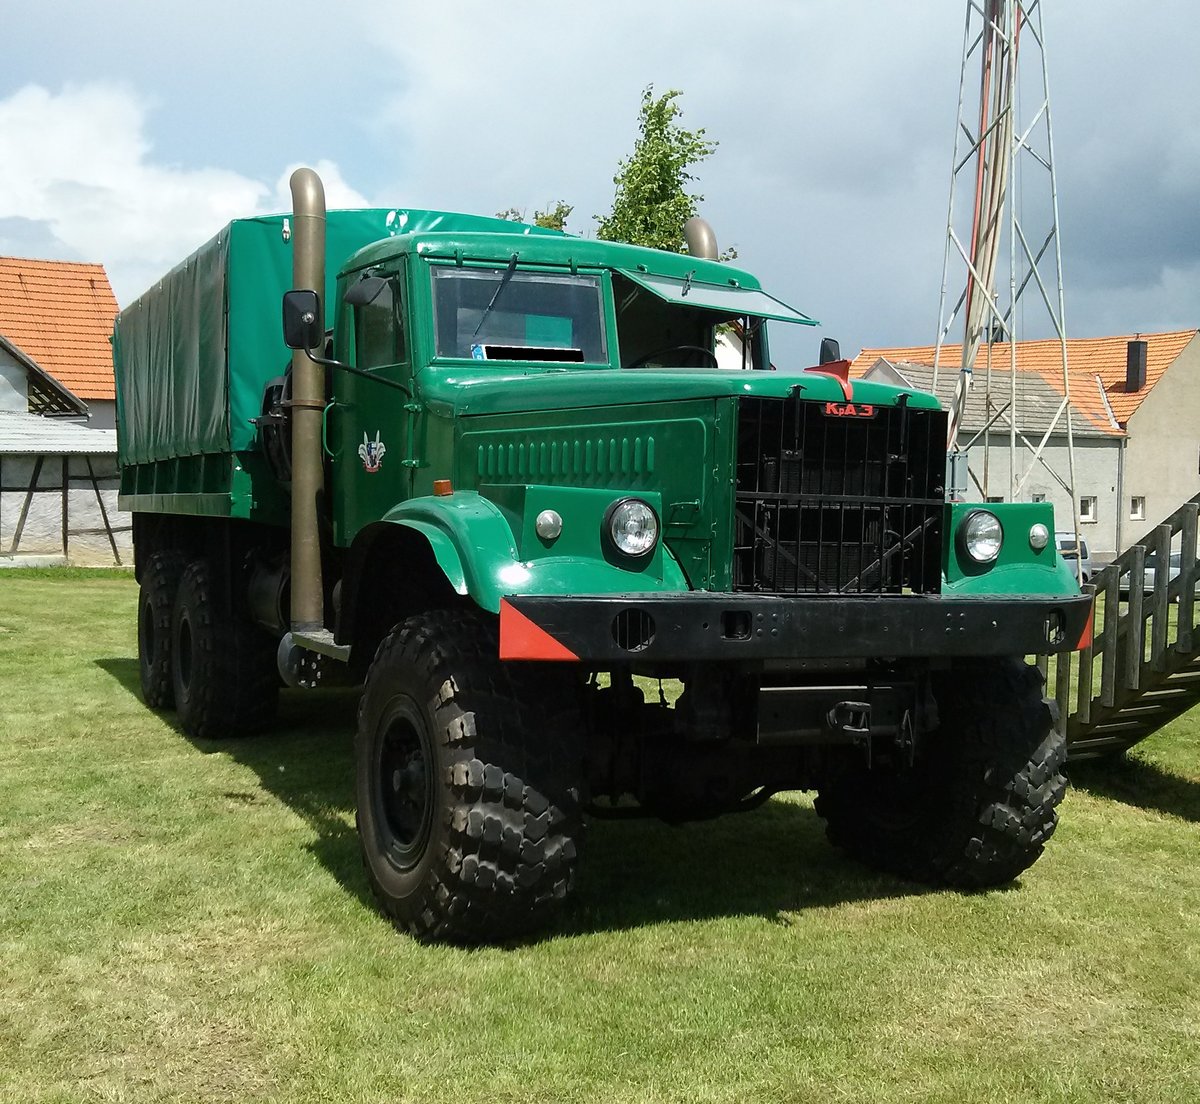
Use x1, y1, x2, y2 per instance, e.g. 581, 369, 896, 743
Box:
618, 270, 818, 326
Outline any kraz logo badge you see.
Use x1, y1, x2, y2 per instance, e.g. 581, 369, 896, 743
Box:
358, 431, 386, 473
824, 401, 877, 419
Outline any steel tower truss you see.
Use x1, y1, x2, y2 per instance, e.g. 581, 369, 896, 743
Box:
933, 0, 1078, 531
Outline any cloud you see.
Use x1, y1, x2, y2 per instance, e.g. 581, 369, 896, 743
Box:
0, 84, 369, 305
271, 161, 371, 213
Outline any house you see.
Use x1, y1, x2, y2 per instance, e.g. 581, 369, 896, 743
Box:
0, 257, 128, 564
852, 330, 1200, 560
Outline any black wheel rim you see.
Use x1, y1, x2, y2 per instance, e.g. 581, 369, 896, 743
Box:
375, 699, 435, 871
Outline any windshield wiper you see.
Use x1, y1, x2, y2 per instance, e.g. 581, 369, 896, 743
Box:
470, 253, 520, 342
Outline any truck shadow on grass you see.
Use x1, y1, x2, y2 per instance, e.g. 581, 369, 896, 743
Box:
1069, 757, 1200, 824
98, 657, 931, 935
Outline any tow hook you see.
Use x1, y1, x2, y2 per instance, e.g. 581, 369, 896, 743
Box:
827, 700, 871, 737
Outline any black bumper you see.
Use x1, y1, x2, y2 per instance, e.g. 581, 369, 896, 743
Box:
499, 592, 1093, 663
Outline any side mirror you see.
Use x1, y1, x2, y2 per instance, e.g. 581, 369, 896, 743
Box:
282, 289, 321, 350
819, 337, 841, 365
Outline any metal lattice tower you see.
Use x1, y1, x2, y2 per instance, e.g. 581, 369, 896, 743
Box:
933, 0, 1078, 535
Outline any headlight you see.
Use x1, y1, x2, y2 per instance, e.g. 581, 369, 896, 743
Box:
604, 498, 659, 558
960, 510, 1003, 564
1029, 522, 1050, 550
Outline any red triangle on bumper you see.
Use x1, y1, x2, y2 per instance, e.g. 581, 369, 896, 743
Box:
499, 599, 579, 661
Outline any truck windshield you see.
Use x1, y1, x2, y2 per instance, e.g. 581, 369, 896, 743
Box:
432, 266, 606, 363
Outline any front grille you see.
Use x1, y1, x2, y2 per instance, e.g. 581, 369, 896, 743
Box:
733, 395, 946, 595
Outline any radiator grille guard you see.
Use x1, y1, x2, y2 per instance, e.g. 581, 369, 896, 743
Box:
733, 395, 946, 595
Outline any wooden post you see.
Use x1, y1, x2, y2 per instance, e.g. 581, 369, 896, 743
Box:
1054, 650, 1070, 738
9, 455, 44, 554
84, 455, 122, 565
1077, 581, 1096, 723
61, 455, 69, 561
1149, 524, 1171, 671
1124, 546, 1145, 691
1178, 503, 1198, 654
1101, 566, 1120, 707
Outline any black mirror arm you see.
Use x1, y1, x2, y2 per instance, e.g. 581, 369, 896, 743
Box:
300, 346, 412, 397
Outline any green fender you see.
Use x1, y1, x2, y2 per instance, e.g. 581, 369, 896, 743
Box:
382, 491, 690, 614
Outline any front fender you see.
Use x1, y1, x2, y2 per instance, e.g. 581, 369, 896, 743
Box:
381, 492, 690, 613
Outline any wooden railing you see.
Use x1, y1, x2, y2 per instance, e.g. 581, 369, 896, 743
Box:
1041, 495, 1200, 757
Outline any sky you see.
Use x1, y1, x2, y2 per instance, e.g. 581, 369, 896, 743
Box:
0, 0, 1195, 363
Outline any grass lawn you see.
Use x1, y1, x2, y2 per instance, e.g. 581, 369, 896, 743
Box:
2, 570, 1198, 1103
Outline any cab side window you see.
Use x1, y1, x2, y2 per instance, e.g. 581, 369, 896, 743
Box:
354, 277, 407, 368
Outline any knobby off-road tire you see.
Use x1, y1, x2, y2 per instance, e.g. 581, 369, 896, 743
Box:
170, 559, 279, 739
356, 609, 582, 944
138, 549, 188, 708
815, 658, 1065, 888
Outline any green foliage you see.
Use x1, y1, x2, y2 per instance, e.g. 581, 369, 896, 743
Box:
596, 85, 718, 253
496, 200, 574, 232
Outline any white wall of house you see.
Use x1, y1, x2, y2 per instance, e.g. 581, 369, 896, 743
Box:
0, 347, 26, 412
1123, 334, 1200, 546
0, 453, 130, 564
960, 433, 1122, 559
84, 398, 116, 431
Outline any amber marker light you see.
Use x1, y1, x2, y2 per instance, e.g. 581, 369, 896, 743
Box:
433, 479, 454, 496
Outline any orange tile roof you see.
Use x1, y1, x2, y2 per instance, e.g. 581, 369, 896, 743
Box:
852, 330, 1199, 432
0, 257, 118, 400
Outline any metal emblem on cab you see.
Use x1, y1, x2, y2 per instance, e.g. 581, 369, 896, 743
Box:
359, 431, 386, 473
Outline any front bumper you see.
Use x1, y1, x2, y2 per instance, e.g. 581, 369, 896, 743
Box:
499, 592, 1093, 663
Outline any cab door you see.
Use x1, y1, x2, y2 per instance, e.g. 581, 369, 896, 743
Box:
330, 261, 414, 545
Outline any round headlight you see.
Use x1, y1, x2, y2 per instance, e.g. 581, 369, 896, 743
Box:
960, 510, 1003, 563
605, 498, 659, 558
1029, 522, 1050, 551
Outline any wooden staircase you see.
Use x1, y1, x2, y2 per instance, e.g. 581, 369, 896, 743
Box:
1042, 498, 1200, 760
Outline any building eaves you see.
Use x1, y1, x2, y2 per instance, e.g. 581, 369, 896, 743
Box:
0, 410, 116, 455
0, 332, 89, 416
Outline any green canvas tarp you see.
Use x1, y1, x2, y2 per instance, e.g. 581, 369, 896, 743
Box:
114, 208, 552, 469
114, 211, 405, 467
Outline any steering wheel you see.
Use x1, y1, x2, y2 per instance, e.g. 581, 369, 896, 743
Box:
627, 344, 719, 369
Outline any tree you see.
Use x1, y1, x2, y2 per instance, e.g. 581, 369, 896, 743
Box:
496, 200, 574, 232
595, 85, 718, 254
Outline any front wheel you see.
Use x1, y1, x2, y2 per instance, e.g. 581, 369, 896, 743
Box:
356, 610, 582, 943
815, 659, 1065, 888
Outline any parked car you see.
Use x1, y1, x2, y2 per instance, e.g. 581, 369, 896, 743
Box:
1056, 532, 1092, 583
1121, 551, 1200, 601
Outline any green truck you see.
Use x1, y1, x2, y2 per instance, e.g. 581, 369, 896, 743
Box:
115, 168, 1091, 943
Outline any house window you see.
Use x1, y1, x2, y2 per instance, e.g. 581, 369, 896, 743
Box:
1079, 496, 1098, 523
1130, 496, 1146, 521
985, 495, 1004, 503
1031, 492, 1047, 504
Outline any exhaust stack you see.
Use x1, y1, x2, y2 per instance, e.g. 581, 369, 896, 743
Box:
683, 217, 718, 261
288, 167, 327, 632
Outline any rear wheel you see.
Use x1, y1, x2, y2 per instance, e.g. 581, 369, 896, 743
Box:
815, 658, 1065, 888
356, 609, 582, 943
138, 550, 188, 708
171, 559, 279, 739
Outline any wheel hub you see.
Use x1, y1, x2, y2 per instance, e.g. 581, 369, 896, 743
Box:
376, 707, 434, 871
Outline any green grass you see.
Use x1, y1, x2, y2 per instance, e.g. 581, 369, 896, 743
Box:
1, 573, 1198, 1103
